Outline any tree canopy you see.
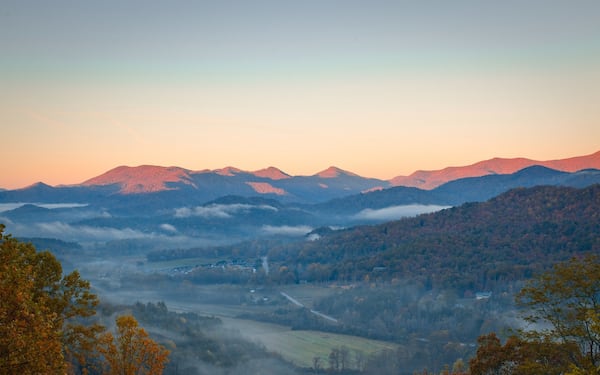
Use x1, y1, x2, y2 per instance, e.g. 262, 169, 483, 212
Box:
516, 255, 600, 373
0, 224, 169, 374
98, 315, 170, 375
0, 223, 90, 373
470, 255, 600, 374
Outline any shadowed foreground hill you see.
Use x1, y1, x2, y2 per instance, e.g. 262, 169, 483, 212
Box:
274, 184, 600, 292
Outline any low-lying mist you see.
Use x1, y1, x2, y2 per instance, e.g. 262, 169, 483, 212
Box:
352, 204, 450, 221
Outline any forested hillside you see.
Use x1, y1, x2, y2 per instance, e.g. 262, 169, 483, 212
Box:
269, 185, 600, 293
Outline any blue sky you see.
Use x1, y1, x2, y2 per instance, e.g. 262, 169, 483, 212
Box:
1, 0, 599, 188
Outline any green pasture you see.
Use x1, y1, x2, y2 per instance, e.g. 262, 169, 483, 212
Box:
223, 318, 399, 369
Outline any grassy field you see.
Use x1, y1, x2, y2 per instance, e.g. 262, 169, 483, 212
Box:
223, 317, 399, 369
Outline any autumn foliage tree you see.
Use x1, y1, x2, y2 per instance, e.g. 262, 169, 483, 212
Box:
98, 315, 170, 375
516, 255, 600, 373
470, 255, 600, 374
0, 224, 99, 373
0, 226, 66, 373
0, 225, 169, 374
469, 332, 575, 375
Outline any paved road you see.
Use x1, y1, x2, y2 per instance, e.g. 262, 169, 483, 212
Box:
280, 291, 338, 323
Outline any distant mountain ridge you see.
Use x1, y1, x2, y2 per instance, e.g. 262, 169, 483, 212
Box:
313, 166, 600, 215
0, 165, 387, 206
2, 166, 600, 246
2, 151, 599, 206
80, 165, 370, 195
77, 149, 600, 192
4, 150, 599, 194
390, 150, 600, 189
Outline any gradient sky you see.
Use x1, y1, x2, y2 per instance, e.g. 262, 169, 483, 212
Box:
1, 0, 599, 189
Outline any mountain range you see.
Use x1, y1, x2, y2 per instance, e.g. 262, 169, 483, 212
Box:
4, 150, 600, 202
79, 149, 600, 192
81, 165, 379, 197
2, 150, 600, 245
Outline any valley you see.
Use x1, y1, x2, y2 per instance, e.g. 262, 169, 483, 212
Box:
5, 1, 599, 372
95, 280, 399, 370
1, 154, 599, 374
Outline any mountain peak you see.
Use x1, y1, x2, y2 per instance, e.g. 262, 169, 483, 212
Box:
21, 182, 53, 190
315, 166, 359, 178
251, 167, 291, 180
82, 165, 193, 194
214, 166, 243, 176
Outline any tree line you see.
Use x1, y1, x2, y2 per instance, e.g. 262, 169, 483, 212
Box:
309, 255, 600, 374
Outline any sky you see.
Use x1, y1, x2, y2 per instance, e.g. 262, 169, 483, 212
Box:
1, 0, 599, 189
